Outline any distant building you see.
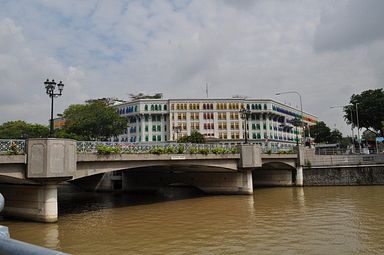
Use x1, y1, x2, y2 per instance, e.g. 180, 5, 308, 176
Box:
114, 98, 317, 150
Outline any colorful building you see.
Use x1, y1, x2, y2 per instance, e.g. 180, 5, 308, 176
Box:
114, 98, 317, 150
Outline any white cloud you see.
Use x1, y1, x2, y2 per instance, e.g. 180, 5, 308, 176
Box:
0, 0, 383, 135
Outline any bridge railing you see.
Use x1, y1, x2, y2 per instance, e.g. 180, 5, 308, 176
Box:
0, 139, 26, 155
76, 141, 239, 154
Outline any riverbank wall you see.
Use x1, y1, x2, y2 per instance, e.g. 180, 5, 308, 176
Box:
303, 165, 384, 186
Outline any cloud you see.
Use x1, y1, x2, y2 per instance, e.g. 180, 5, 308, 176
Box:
0, 17, 87, 124
0, 0, 383, 136
314, 0, 384, 52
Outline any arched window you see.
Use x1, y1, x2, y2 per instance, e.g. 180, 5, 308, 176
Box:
144, 105, 148, 111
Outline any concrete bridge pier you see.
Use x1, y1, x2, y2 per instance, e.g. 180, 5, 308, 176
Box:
295, 166, 303, 186
0, 139, 76, 222
0, 184, 58, 222
295, 145, 305, 187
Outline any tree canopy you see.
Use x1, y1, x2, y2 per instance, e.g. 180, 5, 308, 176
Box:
0, 120, 49, 139
344, 89, 384, 136
128, 93, 163, 100
177, 130, 205, 143
310, 121, 343, 144
60, 100, 128, 141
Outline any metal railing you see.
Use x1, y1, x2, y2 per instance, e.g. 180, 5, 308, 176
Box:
76, 141, 238, 154
0, 139, 26, 155
315, 147, 383, 155
304, 152, 384, 167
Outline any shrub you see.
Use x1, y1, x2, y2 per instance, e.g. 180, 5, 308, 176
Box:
189, 147, 199, 154
176, 145, 185, 154
198, 148, 210, 155
165, 146, 176, 154
96, 145, 121, 155
211, 147, 227, 155
149, 147, 166, 155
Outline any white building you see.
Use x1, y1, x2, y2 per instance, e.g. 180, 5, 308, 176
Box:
114, 98, 317, 150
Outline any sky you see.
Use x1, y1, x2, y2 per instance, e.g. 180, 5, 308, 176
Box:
0, 0, 383, 135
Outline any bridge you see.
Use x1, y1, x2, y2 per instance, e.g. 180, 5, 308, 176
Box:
5, 138, 381, 222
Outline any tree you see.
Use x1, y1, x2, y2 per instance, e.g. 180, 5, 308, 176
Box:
310, 121, 331, 143
344, 89, 384, 136
62, 100, 128, 141
128, 93, 163, 100
329, 129, 343, 144
0, 121, 49, 139
177, 130, 205, 143
310, 121, 343, 144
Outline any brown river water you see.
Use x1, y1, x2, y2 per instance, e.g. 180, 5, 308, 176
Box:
2, 186, 384, 255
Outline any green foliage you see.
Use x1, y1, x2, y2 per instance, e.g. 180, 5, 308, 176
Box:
96, 145, 121, 155
129, 93, 163, 100
176, 145, 185, 154
62, 100, 128, 141
177, 130, 205, 143
329, 129, 343, 144
276, 149, 295, 154
189, 147, 199, 154
55, 129, 83, 140
310, 121, 343, 144
211, 147, 227, 154
198, 148, 210, 155
311, 121, 331, 143
0, 120, 49, 139
149, 147, 166, 155
344, 89, 384, 135
165, 146, 176, 154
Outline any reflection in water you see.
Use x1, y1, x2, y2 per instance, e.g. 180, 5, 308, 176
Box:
2, 186, 384, 255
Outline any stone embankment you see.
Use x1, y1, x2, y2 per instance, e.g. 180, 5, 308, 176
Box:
304, 165, 384, 185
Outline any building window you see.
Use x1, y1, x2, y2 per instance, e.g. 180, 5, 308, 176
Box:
157, 135, 161, 141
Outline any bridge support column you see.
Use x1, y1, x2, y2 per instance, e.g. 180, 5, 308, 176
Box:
0, 184, 58, 223
295, 166, 303, 186
295, 145, 305, 187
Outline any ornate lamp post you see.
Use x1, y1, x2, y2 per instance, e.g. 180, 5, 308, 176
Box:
240, 108, 251, 144
44, 79, 64, 137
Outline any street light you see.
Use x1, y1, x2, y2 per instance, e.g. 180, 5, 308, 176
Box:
240, 108, 251, 144
276, 91, 304, 145
44, 79, 64, 137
